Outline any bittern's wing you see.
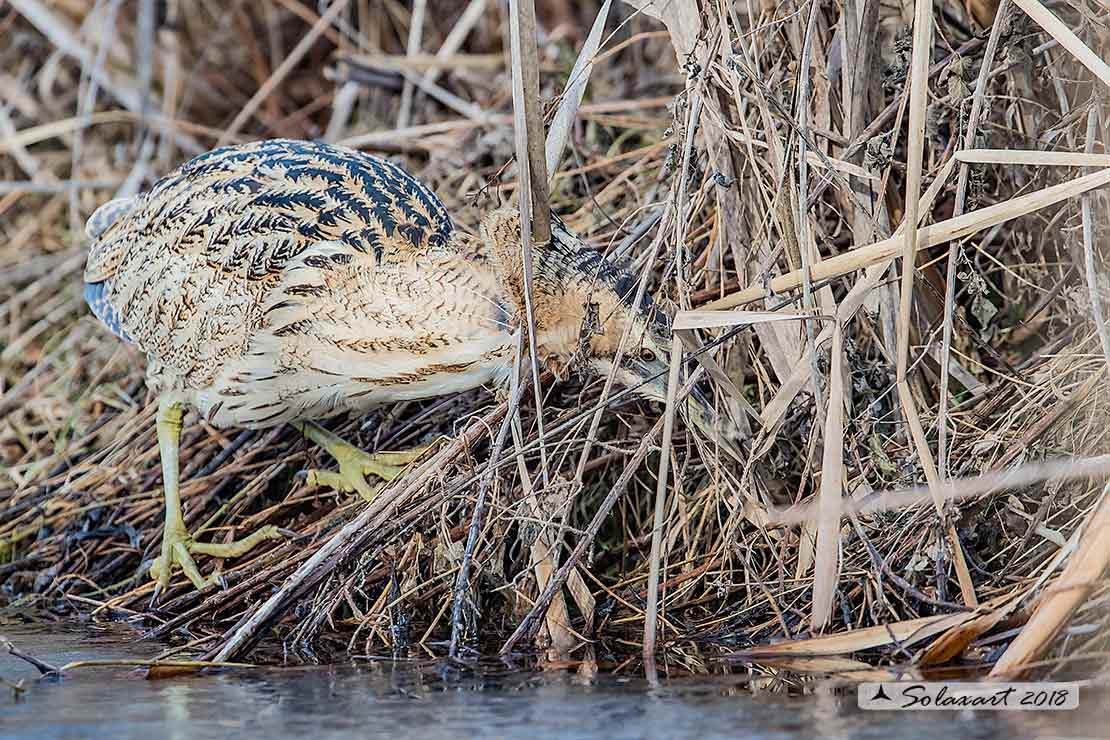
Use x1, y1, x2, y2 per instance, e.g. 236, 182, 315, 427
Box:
84, 140, 516, 426
84, 138, 453, 288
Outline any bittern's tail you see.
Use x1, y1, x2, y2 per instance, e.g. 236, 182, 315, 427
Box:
83, 196, 139, 341
85, 196, 138, 241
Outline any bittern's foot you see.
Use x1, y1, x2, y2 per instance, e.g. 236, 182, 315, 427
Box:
150, 523, 283, 593
295, 422, 428, 502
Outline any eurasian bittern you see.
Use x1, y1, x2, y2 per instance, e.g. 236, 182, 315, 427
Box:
84, 139, 716, 594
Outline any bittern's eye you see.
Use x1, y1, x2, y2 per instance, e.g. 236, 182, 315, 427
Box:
639, 347, 657, 363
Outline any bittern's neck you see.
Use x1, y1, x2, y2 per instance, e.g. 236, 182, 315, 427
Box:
476, 209, 634, 365
529, 224, 633, 366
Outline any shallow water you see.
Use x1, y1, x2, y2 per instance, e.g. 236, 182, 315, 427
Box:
0, 621, 1106, 740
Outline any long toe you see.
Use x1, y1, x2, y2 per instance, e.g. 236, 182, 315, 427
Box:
149, 526, 284, 593
300, 440, 431, 502
302, 465, 383, 502
297, 423, 433, 497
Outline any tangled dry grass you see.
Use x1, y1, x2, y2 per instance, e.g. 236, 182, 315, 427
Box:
1, 0, 1109, 680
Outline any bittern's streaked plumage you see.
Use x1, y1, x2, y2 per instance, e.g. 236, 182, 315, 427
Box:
84, 139, 702, 594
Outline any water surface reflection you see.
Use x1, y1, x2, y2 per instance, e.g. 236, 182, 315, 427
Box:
0, 622, 1104, 739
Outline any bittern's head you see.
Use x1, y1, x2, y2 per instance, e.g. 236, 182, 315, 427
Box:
478, 209, 730, 447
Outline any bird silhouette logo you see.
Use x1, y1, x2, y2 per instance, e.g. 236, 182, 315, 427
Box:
870, 684, 892, 702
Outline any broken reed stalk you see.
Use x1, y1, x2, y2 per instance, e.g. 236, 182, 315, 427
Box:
643, 336, 684, 658
508, 0, 552, 490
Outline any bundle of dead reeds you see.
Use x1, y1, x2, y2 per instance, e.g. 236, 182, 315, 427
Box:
1, 0, 1108, 680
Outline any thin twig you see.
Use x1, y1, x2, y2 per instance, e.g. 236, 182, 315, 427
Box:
448, 336, 526, 658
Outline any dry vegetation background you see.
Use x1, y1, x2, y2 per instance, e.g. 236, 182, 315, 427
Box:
1, 0, 1109, 680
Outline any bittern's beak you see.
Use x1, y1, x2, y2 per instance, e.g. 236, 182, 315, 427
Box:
604, 353, 744, 463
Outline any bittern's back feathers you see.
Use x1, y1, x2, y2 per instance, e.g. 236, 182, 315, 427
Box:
84, 139, 453, 286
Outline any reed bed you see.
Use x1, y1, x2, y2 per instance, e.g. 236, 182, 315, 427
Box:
1, 0, 1108, 680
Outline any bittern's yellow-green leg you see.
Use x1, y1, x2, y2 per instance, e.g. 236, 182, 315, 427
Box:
293, 421, 427, 502
150, 399, 282, 595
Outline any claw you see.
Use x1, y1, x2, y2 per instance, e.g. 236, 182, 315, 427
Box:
300, 467, 384, 502
149, 580, 164, 608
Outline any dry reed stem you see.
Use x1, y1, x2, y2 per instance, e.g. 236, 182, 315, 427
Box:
1080, 109, 1110, 373
508, 0, 552, 495
545, 0, 612, 180
895, 0, 978, 608
396, 0, 427, 129
773, 451, 1110, 524
705, 168, 1110, 309
810, 319, 844, 631
420, 0, 489, 88
1012, 0, 1110, 89
793, 0, 828, 414
740, 610, 983, 658
939, 0, 1013, 481
957, 149, 1110, 167
643, 335, 683, 657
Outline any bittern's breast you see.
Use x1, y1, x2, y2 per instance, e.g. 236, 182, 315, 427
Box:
84, 139, 519, 428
